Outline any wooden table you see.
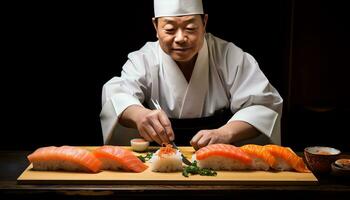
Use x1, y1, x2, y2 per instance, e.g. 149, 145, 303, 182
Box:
1, 150, 349, 200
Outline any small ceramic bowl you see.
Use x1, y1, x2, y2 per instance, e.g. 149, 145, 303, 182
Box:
130, 138, 150, 152
304, 146, 341, 175
331, 159, 350, 177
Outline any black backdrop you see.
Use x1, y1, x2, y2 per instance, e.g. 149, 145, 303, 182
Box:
3, 1, 348, 151
2, 0, 286, 150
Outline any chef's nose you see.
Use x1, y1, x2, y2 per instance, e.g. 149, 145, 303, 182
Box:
174, 30, 187, 43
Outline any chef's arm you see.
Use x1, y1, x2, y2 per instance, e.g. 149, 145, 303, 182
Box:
224, 51, 283, 144
119, 105, 149, 128
218, 120, 260, 143
190, 120, 261, 150
119, 105, 175, 144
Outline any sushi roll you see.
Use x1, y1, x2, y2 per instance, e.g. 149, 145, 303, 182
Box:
93, 146, 148, 173
194, 144, 252, 171
240, 144, 276, 171
264, 144, 310, 173
150, 144, 183, 172
27, 146, 102, 173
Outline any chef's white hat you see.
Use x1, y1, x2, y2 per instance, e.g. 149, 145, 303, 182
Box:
154, 0, 204, 18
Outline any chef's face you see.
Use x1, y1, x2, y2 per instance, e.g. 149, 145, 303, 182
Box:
153, 14, 208, 62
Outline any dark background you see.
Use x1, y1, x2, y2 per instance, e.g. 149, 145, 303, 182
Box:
2, 0, 349, 151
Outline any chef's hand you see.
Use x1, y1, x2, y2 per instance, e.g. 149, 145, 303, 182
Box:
119, 105, 175, 145
190, 129, 232, 150
190, 121, 260, 150
131, 107, 175, 145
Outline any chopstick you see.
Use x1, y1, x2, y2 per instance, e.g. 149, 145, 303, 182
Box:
150, 99, 192, 165
151, 99, 161, 110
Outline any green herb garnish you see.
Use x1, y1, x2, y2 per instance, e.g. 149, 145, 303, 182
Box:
182, 161, 217, 177
137, 152, 153, 163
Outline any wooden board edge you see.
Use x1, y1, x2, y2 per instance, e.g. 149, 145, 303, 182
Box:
17, 178, 318, 186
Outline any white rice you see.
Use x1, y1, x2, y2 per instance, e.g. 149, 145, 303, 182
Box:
98, 157, 124, 171
250, 157, 270, 171
150, 149, 183, 172
271, 157, 293, 171
193, 155, 249, 171
32, 160, 89, 172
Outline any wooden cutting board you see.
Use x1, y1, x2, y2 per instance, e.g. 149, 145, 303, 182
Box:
17, 146, 318, 185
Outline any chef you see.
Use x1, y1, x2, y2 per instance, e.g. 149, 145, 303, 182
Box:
100, 0, 283, 149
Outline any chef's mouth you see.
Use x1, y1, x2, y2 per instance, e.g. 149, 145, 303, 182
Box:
172, 47, 191, 51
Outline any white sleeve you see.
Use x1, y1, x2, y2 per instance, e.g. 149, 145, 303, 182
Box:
225, 50, 283, 143
100, 54, 149, 144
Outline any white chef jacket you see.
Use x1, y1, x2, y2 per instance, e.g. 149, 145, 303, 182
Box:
100, 33, 283, 145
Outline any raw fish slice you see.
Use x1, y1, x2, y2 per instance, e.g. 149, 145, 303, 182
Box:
93, 146, 148, 173
196, 144, 252, 164
240, 144, 276, 171
264, 144, 310, 173
194, 144, 252, 170
27, 146, 101, 173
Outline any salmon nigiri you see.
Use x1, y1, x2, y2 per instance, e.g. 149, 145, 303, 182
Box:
27, 146, 102, 173
264, 144, 311, 173
194, 144, 252, 170
240, 144, 276, 171
92, 146, 148, 173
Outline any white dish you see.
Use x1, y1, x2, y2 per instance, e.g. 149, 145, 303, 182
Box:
130, 138, 150, 152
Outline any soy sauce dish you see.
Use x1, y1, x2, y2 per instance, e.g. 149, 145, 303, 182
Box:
305, 146, 340, 156
331, 158, 350, 176
304, 146, 341, 174
130, 138, 150, 152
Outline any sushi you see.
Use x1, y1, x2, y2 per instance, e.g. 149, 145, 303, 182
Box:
264, 144, 310, 173
240, 144, 276, 171
150, 144, 183, 172
27, 146, 101, 173
194, 144, 252, 170
92, 146, 148, 173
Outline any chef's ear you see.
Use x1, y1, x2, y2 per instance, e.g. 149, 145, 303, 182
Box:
152, 17, 159, 39
203, 14, 208, 30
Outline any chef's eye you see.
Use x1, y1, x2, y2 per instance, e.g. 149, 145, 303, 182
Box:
186, 25, 197, 32
163, 24, 175, 33
165, 28, 175, 32
186, 28, 196, 32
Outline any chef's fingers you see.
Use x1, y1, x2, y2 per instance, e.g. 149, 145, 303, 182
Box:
196, 134, 211, 149
158, 112, 175, 141
142, 125, 162, 145
139, 129, 153, 142
190, 132, 204, 150
208, 137, 217, 145
150, 118, 170, 144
